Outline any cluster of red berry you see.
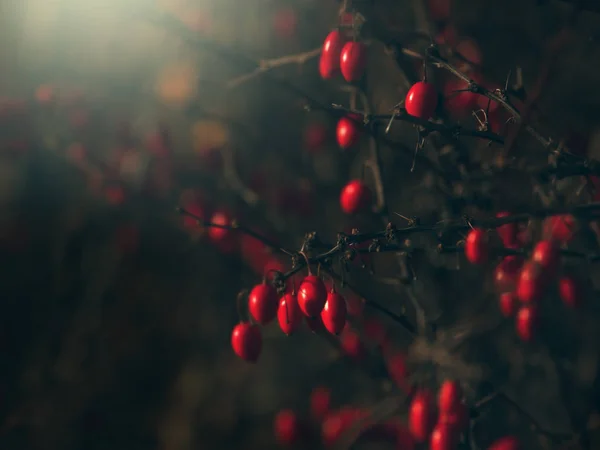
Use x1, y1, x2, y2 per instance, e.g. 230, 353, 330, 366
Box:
231, 274, 350, 363
464, 213, 584, 341
270, 381, 520, 450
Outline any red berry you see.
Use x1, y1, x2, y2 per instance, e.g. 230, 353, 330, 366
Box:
438, 401, 469, 432
464, 228, 489, 264
495, 212, 518, 247
494, 256, 524, 293
488, 436, 521, 450
340, 180, 372, 215
386, 352, 411, 393
516, 261, 546, 303
558, 275, 583, 308
310, 386, 331, 420
438, 380, 463, 413
336, 116, 361, 149
430, 423, 459, 450
499, 292, 519, 318
319, 31, 345, 79
208, 210, 232, 242
274, 409, 302, 445
248, 282, 278, 324
516, 305, 538, 342
340, 328, 367, 361
542, 215, 576, 244
298, 275, 327, 317
231, 322, 262, 362
405, 81, 438, 120
277, 293, 303, 335
363, 318, 389, 347
340, 41, 367, 82
531, 240, 560, 275
408, 390, 435, 443
321, 291, 347, 335
443, 78, 479, 117
322, 408, 365, 447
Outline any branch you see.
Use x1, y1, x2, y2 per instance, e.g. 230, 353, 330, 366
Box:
227, 47, 322, 88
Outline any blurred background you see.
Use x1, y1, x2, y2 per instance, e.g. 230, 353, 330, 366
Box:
1, 0, 600, 449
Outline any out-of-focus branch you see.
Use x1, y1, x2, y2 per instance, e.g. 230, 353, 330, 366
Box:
227, 47, 322, 88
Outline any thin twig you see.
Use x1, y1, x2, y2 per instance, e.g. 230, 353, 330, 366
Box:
227, 47, 322, 88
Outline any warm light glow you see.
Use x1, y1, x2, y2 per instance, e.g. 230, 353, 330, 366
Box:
155, 61, 198, 106
191, 120, 230, 152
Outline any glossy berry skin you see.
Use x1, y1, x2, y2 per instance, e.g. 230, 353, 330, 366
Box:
277, 293, 303, 335
494, 256, 524, 293
340, 41, 368, 82
408, 390, 435, 443
465, 228, 489, 264
430, 423, 459, 450
336, 116, 361, 149
340, 180, 372, 215
531, 240, 560, 276
496, 212, 518, 247
516, 261, 545, 303
321, 291, 347, 335
499, 292, 519, 318
248, 283, 278, 324
405, 81, 438, 120
558, 275, 582, 308
516, 305, 538, 342
274, 409, 302, 445
438, 380, 463, 413
488, 436, 521, 450
298, 275, 327, 317
310, 386, 331, 420
231, 322, 262, 362
543, 214, 575, 244
319, 30, 345, 79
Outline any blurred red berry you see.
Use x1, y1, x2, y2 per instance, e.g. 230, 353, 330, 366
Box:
340, 180, 372, 215
516, 305, 538, 342
310, 386, 332, 421
465, 228, 489, 264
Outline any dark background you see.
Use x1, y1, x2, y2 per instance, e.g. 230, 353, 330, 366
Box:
1, 0, 600, 449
